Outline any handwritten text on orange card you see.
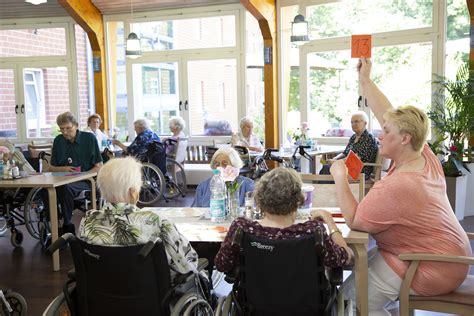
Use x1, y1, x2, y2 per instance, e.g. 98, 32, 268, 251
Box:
351, 35, 372, 58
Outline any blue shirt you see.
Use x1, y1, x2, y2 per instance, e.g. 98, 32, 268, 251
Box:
127, 129, 161, 157
191, 175, 255, 207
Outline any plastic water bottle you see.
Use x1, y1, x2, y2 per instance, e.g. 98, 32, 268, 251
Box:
210, 169, 226, 222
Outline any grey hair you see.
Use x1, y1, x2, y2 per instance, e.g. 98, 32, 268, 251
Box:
134, 119, 149, 130
254, 167, 305, 215
97, 157, 142, 204
169, 116, 186, 132
56, 112, 78, 127
210, 147, 243, 169
239, 117, 254, 131
351, 111, 368, 122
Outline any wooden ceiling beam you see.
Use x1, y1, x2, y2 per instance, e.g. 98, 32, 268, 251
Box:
58, 0, 108, 132
241, 0, 279, 150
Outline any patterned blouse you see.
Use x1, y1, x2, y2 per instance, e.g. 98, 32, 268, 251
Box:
342, 129, 378, 179
78, 203, 198, 275
127, 129, 161, 157
215, 217, 349, 273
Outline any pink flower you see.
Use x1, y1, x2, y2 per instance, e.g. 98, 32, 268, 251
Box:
0, 146, 10, 154
301, 122, 309, 131
219, 165, 240, 182
449, 145, 458, 152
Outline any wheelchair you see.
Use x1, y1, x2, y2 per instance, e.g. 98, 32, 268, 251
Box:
136, 140, 187, 205
0, 288, 27, 316
215, 226, 342, 316
43, 233, 214, 316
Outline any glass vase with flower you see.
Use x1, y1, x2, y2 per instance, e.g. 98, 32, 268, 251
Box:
219, 165, 242, 219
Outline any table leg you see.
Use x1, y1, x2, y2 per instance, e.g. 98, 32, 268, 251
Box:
352, 243, 368, 316
88, 178, 97, 209
47, 187, 60, 271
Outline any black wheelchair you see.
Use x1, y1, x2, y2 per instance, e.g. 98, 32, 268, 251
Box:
43, 233, 213, 316
215, 226, 342, 316
136, 140, 187, 206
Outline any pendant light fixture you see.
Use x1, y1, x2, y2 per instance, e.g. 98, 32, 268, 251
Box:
25, 0, 47, 4
126, 0, 142, 58
291, 1, 309, 45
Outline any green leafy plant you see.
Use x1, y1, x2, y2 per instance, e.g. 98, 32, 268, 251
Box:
428, 62, 473, 176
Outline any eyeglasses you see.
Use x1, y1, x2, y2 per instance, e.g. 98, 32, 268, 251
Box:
59, 125, 76, 132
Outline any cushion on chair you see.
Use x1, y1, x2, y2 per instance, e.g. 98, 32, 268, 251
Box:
410, 275, 474, 306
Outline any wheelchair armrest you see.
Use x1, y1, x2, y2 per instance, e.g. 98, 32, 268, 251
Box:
67, 268, 76, 280
326, 266, 343, 286
224, 266, 239, 284
197, 258, 208, 272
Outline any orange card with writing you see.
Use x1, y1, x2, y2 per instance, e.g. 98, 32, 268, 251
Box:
345, 150, 364, 180
351, 35, 372, 58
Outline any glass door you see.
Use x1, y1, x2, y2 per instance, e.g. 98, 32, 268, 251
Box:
0, 68, 20, 139
186, 58, 238, 136
131, 62, 180, 136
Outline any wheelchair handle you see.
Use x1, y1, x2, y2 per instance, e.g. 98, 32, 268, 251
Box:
138, 240, 155, 259
47, 233, 74, 254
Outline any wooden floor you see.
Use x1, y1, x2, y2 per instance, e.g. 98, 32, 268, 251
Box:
1, 189, 473, 316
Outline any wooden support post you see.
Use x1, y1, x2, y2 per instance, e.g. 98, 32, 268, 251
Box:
241, 0, 279, 150
58, 0, 108, 132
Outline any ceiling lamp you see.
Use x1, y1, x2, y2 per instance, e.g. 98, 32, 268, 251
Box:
290, 14, 309, 45
126, 0, 142, 58
25, 0, 47, 4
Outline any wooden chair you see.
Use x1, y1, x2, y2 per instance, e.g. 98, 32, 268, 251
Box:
28, 142, 53, 158
363, 151, 391, 189
300, 173, 365, 207
399, 231, 474, 316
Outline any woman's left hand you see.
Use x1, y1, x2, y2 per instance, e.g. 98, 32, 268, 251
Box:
310, 209, 334, 223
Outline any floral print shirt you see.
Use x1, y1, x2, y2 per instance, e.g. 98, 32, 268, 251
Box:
78, 203, 198, 275
215, 217, 349, 273
127, 129, 161, 157
342, 129, 378, 179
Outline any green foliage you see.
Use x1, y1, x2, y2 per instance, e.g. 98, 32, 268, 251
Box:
428, 62, 473, 176
446, 0, 470, 41
50, 124, 60, 138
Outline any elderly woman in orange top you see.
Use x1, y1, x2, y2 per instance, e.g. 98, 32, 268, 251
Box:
313, 58, 472, 316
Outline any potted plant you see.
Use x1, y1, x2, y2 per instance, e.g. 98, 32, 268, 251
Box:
428, 62, 473, 219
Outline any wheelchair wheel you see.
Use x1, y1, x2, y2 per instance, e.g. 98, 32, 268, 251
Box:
164, 158, 187, 199
10, 229, 23, 248
1, 291, 27, 316
139, 162, 165, 205
39, 221, 52, 249
171, 293, 211, 316
0, 216, 7, 237
23, 187, 46, 240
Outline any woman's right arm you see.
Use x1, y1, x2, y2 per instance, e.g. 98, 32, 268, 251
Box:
215, 221, 241, 273
358, 58, 394, 126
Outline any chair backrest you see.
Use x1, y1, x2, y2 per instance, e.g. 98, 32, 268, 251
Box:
364, 150, 391, 182
28, 142, 53, 158
300, 173, 365, 207
69, 238, 172, 316
236, 229, 337, 315
398, 232, 474, 316
145, 141, 167, 174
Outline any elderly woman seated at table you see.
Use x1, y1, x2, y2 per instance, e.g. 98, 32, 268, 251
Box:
78, 157, 200, 276
191, 147, 254, 207
215, 167, 352, 274
320, 111, 378, 179
231, 117, 264, 153
84, 114, 109, 150
112, 119, 160, 157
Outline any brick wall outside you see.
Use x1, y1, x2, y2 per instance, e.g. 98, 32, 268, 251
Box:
0, 25, 90, 139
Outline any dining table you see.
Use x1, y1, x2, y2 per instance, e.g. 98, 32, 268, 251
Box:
144, 206, 370, 316
0, 171, 97, 271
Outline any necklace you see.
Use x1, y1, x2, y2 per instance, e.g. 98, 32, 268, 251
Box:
396, 155, 422, 170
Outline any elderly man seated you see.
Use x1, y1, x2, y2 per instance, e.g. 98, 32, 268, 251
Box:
112, 119, 160, 157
